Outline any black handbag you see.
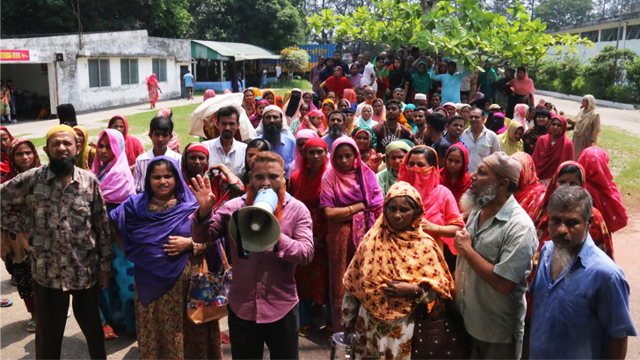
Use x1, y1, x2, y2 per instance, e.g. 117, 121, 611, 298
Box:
412, 299, 471, 359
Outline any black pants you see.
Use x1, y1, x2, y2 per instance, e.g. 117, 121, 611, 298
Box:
228, 303, 299, 360
33, 282, 106, 360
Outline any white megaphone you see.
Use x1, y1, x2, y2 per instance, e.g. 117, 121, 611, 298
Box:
229, 188, 281, 255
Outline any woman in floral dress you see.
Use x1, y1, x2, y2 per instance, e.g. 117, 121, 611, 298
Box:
342, 181, 454, 359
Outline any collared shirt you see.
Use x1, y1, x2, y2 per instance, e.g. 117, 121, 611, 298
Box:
429, 69, 471, 104
530, 236, 637, 359
133, 148, 182, 193
257, 134, 296, 175
0, 166, 112, 290
322, 133, 347, 153
455, 195, 537, 344
203, 137, 247, 177
460, 126, 501, 172
190, 193, 314, 324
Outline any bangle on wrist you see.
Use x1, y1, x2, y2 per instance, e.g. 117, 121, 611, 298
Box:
348, 205, 353, 215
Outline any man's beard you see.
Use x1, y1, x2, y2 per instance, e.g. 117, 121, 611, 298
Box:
550, 246, 574, 282
460, 181, 498, 213
329, 124, 343, 138
221, 129, 234, 139
48, 155, 77, 177
263, 123, 282, 147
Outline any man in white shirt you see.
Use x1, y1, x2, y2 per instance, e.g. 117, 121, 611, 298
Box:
133, 116, 182, 192
202, 105, 247, 177
460, 107, 501, 172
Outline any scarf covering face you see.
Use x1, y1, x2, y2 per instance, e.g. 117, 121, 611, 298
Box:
73, 126, 90, 169
284, 88, 303, 119
532, 116, 574, 180
398, 146, 465, 250
0, 126, 14, 175
320, 137, 384, 247
109, 156, 198, 305
511, 151, 547, 222
92, 129, 136, 204
342, 181, 453, 322
109, 115, 144, 166
291, 136, 329, 212
377, 140, 412, 195
439, 143, 471, 205
578, 146, 628, 233
573, 94, 599, 138
1, 138, 41, 184
498, 120, 525, 156
291, 129, 320, 174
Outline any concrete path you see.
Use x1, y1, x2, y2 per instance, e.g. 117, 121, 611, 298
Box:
2, 97, 204, 139
541, 94, 640, 137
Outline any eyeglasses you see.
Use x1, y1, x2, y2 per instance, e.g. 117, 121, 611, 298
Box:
264, 115, 280, 120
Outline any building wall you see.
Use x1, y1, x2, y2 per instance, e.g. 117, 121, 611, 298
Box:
1, 30, 190, 113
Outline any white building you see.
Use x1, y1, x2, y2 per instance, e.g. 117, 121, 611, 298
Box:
547, 7, 640, 62
0, 30, 190, 117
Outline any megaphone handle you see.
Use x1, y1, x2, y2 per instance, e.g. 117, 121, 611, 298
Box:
233, 210, 250, 259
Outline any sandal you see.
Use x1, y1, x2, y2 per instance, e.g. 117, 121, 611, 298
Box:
298, 324, 312, 337
26, 320, 36, 333
103, 324, 117, 340
221, 332, 230, 344
1, 298, 13, 307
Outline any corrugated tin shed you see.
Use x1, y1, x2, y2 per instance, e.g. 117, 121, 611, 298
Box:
191, 40, 281, 61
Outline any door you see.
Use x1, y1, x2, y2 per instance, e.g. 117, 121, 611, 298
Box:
180, 65, 189, 99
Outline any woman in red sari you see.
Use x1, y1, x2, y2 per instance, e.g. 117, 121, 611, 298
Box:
578, 146, 628, 234
108, 115, 145, 167
146, 74, 161, 109
439, 143, 471, 211
511, 151, 547, 224
0, 127, 14, 177
532, 115, 574, 185
289, 137, 330, 336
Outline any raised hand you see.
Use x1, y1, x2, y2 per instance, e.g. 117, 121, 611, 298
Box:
188, 175, 217, 220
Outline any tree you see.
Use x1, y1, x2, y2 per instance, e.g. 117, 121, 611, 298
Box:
0, 0, 192, 38
188, 0, 305, 51
534, 0, 593, 30
307, 0, 592, 70
281, 46, 310, 79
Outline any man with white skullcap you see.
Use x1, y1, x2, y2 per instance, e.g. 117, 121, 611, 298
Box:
453, 151, 537, 359
259, 105, 296, 175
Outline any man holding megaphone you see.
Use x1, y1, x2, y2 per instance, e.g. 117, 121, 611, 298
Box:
190, 151, 314, 360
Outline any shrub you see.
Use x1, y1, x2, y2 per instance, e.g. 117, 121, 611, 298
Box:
605, 85, 635, 103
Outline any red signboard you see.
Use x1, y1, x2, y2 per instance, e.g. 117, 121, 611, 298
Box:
0, 50, 38, 62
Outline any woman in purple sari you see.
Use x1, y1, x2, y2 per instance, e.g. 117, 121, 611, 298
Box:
320, 137, 384, 332
110, 156, 221, 359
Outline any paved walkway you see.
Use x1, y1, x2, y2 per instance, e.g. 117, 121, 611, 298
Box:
3, 97, 204, 139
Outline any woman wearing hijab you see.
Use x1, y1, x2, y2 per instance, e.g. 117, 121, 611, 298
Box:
321, 98, 335, 119
320, 137, 384, 332
241, 88, 256, 117
411, 61, 432, 97
290, 137, 331, 336
289, 129, 320, 176
0, 127, 14, 177
110, 157, 221, 359
275, 94, 284, 109
203, 89, 216, 101
284, 88, 303, 120
498, 120, 525, 156
578, 146, 628, 233
439, 143, 471, 210
572, 94, 601, 160
342, 181, 453, 360
532, 115, 574, 184
108, 115, 145, 167
376, 140, 412, 195
322, 67, 354, 100
262, 90, 275, 105
398, 146, 465, 254
506, 66, 535, 118
288, 103, 311, 135
302, 91, 318, 110
510, 152, 547, 223
371, 98, 386, 123
512, 103, 530, 131
522, 108, 551, 156
92, 129, 137, 337
249, 99, 269, 129
146, 74, 161, 109
343, 88, 358, 106
0, 138, 41, 332
297, 109, 327, 136
535, 161, 613, 258
352, 126, 383, 172
73, 126, 92, 170
354, 103, 377, 128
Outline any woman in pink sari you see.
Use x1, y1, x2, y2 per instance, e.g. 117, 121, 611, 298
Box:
146, 74, 161, 109
320, 137, 383, 332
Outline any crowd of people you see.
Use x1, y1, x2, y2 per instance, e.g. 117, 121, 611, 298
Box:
0, 46, 635, 360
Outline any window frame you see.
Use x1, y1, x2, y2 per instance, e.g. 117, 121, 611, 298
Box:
120, 58, 139, 85
88, 58, 111, 88
152, 58, 168, 82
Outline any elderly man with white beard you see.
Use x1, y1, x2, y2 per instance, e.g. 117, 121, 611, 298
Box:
529, 186, 636, 359
454, 151, 537, 359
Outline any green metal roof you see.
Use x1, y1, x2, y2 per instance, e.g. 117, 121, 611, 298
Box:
191, 40, 280, 61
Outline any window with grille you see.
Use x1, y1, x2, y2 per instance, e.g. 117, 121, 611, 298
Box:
121, 59, 139, 85
152, 58, 167, 82
89, 59, 111, 88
